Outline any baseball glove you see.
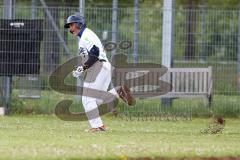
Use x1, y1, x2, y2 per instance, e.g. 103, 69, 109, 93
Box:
117, 85, 136, 106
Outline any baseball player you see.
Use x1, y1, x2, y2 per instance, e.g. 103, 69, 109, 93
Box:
64, 14, 135, 132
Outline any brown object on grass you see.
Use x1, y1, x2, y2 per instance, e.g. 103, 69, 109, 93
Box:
117, 85, 136, 106
215, 116, 225, 125
201, 116, 225, 134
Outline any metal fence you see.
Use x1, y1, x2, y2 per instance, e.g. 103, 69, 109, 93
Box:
0, 4, 240, 118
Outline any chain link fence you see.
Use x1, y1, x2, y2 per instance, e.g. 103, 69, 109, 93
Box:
0, 4, 240, 119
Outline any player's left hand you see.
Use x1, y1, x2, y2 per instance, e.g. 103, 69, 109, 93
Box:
72, 66, 84, 78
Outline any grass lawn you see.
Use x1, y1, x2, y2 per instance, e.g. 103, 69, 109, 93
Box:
0, 115, 240, 160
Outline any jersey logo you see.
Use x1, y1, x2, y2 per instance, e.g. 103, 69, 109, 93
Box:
78, 47, 86, 55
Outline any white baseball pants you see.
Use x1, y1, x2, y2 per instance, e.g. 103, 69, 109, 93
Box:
82, 61, 118, 128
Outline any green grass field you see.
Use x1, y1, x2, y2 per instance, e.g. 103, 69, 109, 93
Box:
0, 115, 240, 160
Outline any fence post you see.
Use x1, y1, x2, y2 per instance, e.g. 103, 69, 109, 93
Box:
1, 0, 15, 115
32, 0, 36, 19
79, 0, 85, 16
76, 0, 85, 101
161, 0, 175, 107
134, 0, 139, 63
111, 0, 118, 57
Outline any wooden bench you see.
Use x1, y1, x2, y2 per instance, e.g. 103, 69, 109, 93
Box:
114, 66, 213, 106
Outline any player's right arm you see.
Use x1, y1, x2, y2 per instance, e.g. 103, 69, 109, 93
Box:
83, 45, 99, 70
80, 35, 100, 70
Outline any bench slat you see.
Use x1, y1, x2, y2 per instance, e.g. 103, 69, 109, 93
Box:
203, 71, 207, 93
194, 72, 197, 92
176, 72, 180, 92
190, 72, 193, 92
169, 68, 210, 72
199, 72, 203, 93
186, 72, 189, 92
181, 72, 184, 92
172, 72, 175, 92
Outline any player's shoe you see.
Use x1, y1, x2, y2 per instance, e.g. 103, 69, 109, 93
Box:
117, 85, 136, 106
89, 125, 107, 133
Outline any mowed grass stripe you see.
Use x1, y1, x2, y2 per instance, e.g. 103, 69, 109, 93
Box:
0, 115, 239, 160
